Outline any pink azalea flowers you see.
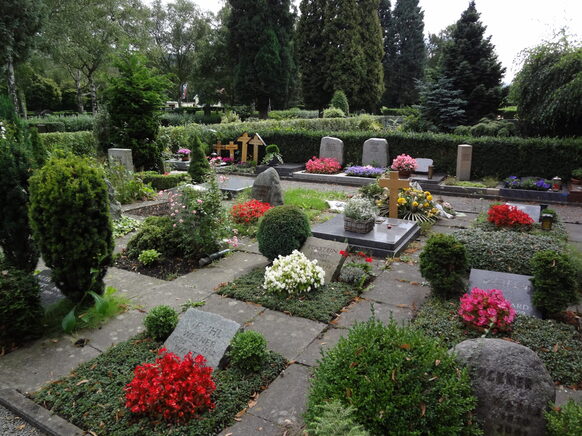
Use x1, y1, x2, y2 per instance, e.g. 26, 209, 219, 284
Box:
458, 288, 516, 332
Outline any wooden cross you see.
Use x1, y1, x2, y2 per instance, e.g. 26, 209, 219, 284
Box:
213, 140, 225, 156
237, 132, 251, 163
226, 141, 238, 160
378, 171, 410, 219
249, 133, 266, 163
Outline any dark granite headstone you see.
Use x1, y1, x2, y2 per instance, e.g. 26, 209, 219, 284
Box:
469, 268, 541, 318
300, 237, 347, 283
506, 203, 542, 222
414, 158, 433, 174
453, 338, 555, 436
164, 308, 241, 369
251, 167, 284, 206
36, 270, 66, 307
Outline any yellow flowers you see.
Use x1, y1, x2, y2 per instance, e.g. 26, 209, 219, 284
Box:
426, 194, 433, 201
412, 201, 419, 207
397, 197, 407, 205
397, 188, 438, 221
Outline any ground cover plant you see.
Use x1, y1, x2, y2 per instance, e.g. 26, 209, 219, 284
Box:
545, 400, 582, 436
217, 268, 360, 323
344, 165, 385, 178
33, 334, 286, 435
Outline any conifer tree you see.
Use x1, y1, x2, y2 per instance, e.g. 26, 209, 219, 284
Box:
357, 0, 384, 112
440, 1, 504, 123
378, 0, 395, 107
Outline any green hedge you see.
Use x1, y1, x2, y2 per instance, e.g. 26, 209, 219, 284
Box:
27, 115, 95, 132
39, 131, 97, 157
137, 171, 190, 190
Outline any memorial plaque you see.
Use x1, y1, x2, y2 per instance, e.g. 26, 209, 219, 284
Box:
414, 158, 433, 174
319, 136, 344, 165
362, 138, 388, 168
301, 237, 347, 283
108, 148, 134, 172
251, 167, 283, 206
36, 270, 66, 307
469, 269, 541, 318
453, 338, 555, 436
164, 308, 241, 369
456, 144, 472, 181
506, 203, 542, 223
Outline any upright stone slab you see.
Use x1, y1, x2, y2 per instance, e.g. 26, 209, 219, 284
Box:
301, 237, 347, 283
108, 148, 134, 172
319, 137, 344, 165
251, 167, 284, 206
469, 268, 542, 318
105, 178, 122, 220
453, 338, 555, 436
456, 144, 472, 181
506, 203, 542, 223
362, 138, 388, 167
164, 308, 241, 369
414, 158, 433, 174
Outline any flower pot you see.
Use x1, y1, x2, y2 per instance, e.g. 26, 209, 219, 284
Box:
181, 155, 190, 161
344, 216, 375, 234
398, 169, 411, 178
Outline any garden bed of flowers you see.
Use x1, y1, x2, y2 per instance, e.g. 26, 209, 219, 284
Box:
503, 176, 553, 191
344, 165, 385, 178
305, 157, 342, 174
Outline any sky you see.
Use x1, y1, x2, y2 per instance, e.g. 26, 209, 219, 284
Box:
151, 0, 582, 83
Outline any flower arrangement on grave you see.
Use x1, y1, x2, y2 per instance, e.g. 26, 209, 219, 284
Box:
230, 199, 272, 224
261, 144, 284, 166
177, 148, 191, 160
458, 288, 516, 333
344, 165, 385, 178
390, 154, 417, 176
338, 249, 374, 289
124, 348, 216, 422
503, 176, 551, 191
263, 250, 325, 295
343, 197, 378, 233
305, 157, 342, 174
397, 188, 439, 223
209, 156, 223, 167
487, 204, 534, 229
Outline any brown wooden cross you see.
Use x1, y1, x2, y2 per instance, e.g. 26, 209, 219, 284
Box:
249, 133, 266, 163
237, 132, 251, 163
378, 171, 410, 219
213, 140, 225, 156
226, 141, 238, 160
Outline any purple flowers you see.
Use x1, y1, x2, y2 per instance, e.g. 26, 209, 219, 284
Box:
503, 176, 551, 191
345, 166, 385, 178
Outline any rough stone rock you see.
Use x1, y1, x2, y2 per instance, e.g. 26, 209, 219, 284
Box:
252, 167, 283, 206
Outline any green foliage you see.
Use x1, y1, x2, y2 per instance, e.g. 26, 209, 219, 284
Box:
106, 165, 156, 204
420, 233, 468, 298
339, 262, 372, 290
27, 114, 95, 132
187, 134, 210, 183
0, 266, 43, 348
29, 155, 113, 302
454, 228, 563, 275
126, 216, 182, 259
306, 319, 480, 435
546, 400, 582, 436
355, 114, 382, 131
323, 107, 346, 118
268, 108, 319, 120
308, 400, 370, 436
24, 73, 62, 111
144, 305, 178, 341
137, 171, 190, 191
330, 90, 349, 114
418, 76, 467, 132
39, 131, 96, 156
531, 250, 578, 316
257, 205, 311, 260
138, 249, 161, 266
112, 216, 141, 239
228, 331, 268, 372
71, 287, 129, 332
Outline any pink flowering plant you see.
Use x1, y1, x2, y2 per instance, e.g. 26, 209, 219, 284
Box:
458, 288, 516, 333
390, 154, 417, 171
305, 157, 342, 174
177, 148, 191, 157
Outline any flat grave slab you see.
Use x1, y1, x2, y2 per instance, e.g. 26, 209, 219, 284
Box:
312, 215, 419, 257
414, 158, 433, 174
255, 163, 305, 177
216, 175, 254, 197
36, 270, 66, 307
300, 236, 347, 283
506, 202, 541, 222
469, 268, 541, 318
165, 159, 190, 171
410, 173, 446, 186
292, 170, 378, 186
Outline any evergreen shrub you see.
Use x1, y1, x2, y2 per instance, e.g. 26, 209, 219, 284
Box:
330, 90, 349, 115
420, 233, 468, 298
257, 205, 311, 260
306, 319, 480, 435
308, 400, 369, 436
144, 305, 179, 341
39, 131, 96, 156
126, 216, 182, 259
29, 156, 114, 302
545, 400, 582, 436
137, 171, 190, 191
187, 135, 210, 183
531, 250, 578, 316
228, 330, 268, 372
323, 107, 345, 118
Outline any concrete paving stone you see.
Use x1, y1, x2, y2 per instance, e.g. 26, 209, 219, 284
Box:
296, 327, 348, 367
135, 281, 213, 311
200, 294, 265, 325
250, 364, 311, 428
218, 413, 283, 436
76, 309, 146, 353
246, 310, 326, 361
364, 271, 430, 308
556, 387, 582, 405
0, 339, 100, 393
236, 237, 261, 255
335, 299, 412, 328
384, 263, 425, 283
104, 267, 167, 299
429, 225, 458, 235
564, 223, 582, 242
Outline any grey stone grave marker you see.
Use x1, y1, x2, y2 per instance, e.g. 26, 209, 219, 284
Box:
251, 167, 283, 206
456, 144, 472, 181
164, 308, 241, 369
453, 338, 555, 436
319, 136, 344, 165
362, 138, 388, 168
506, 203, 542, 222
301, 237, 348, 283
469, 268, 541, 318
36, 270, 66, 307
414, 158, 433, 174
108, 148, 134, 172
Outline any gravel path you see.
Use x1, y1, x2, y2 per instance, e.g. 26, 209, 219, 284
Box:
0, 405, 46, 436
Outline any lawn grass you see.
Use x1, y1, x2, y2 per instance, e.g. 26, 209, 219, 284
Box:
284, 188, 348, 211
217, 268, 359, 322
33, 334, 286, 436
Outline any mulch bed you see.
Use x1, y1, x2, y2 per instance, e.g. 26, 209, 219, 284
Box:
114, 253, 199, 280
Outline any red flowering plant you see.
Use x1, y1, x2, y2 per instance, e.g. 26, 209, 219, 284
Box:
338, 249, 374, 288
305, 157, 342, 174
458, 288, 516, 334
124, 349, 216, 422
230, 200, 272, 224
487, 204, 534, 229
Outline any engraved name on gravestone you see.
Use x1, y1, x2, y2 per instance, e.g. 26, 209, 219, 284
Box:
506, 203, 542, 223
108, 148, 134, 172
469, 269, 542, 318
36, 270, 65, 307
414, 158, 433, 174
164, 309, 241, 369
301, 237, 348, 283
362, 138, 388, 168
453, 338, 555, 436
319, 136, 344, 165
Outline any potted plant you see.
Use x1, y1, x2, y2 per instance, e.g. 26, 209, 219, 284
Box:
343, 197, 377, 234
261, 144, 284, 166
390, 154, 417, 178
571, 168, 582, 185
177, 148, 191, 161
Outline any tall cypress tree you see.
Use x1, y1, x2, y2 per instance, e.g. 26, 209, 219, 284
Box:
440, 1, 504, 124
378, 0, 395, 107
357, 0, 384, 112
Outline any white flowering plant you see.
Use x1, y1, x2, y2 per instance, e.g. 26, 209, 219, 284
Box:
343, 197, 377, 221
263, 250, 325, 295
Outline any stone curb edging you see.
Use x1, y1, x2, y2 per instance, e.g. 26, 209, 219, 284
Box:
0, 389, 87, 436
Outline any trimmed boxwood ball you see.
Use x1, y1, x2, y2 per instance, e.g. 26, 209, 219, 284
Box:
228, 330, 268, 372
144, 305, 178, 341
29, 156, 113, 302
257, 205, 311, 261
306, 319, 480, 435
420, 233, 468, 298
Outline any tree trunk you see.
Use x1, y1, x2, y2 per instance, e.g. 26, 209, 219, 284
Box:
74, 70, 84, 114
6, 54, 19, 116
18, 89, 27, 119
89, 76, 98, 115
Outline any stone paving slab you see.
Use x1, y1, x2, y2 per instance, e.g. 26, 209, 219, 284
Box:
556, 387, 582, 405
200, 294, 265, 326
564, 223, 582, 242
247, 310, 326, 361
296, 327, 347, 367
136, 281, 214, 310
364, 273, 430, 308
335, 299, 412, 328
104, 267, 167, 300
250, 364, 311, 428
218, 413, 283, 436
76, 309, 146, 353
236, 237, 261, 255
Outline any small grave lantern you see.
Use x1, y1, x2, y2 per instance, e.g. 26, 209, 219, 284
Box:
541, 213, 554, 230
551, 176, 562, 192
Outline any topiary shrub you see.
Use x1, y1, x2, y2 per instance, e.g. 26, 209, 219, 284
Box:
305, 319, 480, 435
419, 233, 468, 298
330, 90, 349, 115
228, 330, 268, 372
0, 267, 43, 348
308, 400, 370, 436
545, 400, 582, 436
257, 205, 311, 261
531, 250, 578, 317
29, 156, 114, 302
137, 171, 190, 191
144, 305, 179, 341
188, 134, 210, 183
323, 107, 346, 119
126, 216, 182, 259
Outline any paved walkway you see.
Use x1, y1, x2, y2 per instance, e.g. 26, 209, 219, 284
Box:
1, 181, 581, 436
